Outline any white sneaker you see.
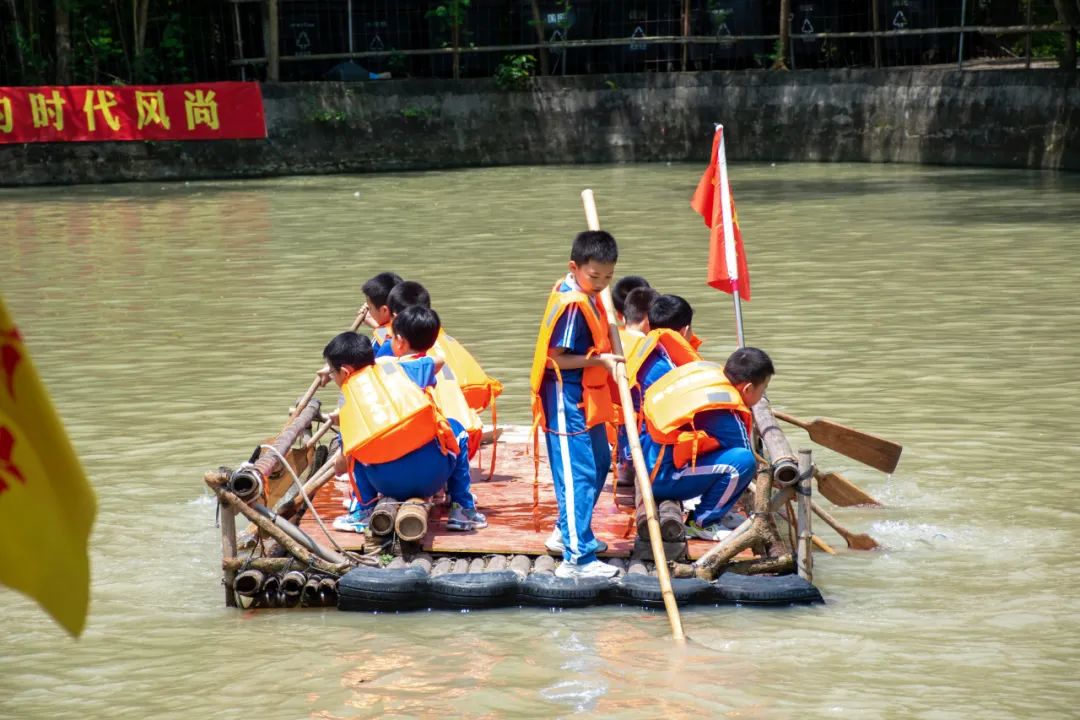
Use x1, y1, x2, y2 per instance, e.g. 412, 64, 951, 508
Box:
545, 528, 607, 554
686, 521, 733, 541
555, 559, 619, 579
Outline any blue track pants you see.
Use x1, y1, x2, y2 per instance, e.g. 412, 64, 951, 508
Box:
352, 418, 474, 509
540, 378, 610, 564
651, 446, 756, 528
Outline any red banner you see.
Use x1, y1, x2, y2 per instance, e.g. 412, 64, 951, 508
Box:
0, 82, 266, 144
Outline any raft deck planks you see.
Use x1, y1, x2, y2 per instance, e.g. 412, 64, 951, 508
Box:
299, 437, 724, 560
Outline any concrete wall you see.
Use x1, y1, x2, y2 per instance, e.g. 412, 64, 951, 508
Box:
2, 68, 1077, 186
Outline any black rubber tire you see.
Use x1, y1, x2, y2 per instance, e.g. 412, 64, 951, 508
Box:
518, 574, 614, 608
428, 571, 520, 609
616, 574, 714, 608
337, 567, 429, 612
713, 573, 824, 606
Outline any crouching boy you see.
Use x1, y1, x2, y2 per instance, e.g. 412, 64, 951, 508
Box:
630, 295, 773, 539
324, 329, 486, 534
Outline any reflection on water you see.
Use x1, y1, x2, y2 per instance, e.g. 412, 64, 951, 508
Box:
1, 163, 1078, 719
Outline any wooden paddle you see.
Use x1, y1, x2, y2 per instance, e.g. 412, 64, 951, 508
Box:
582, 189, 686, 643
773, 410, 902, 474
810, 499, 880, 551
815, 467, 883, 508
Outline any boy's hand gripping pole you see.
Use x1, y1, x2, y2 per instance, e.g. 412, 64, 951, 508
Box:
290, 305, 369, 420
581, 189, 686, 643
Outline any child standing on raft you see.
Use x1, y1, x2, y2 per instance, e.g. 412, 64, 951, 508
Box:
529, 231, 624, 579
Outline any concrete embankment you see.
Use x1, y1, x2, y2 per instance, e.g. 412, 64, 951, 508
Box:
2, 68, 1076, 186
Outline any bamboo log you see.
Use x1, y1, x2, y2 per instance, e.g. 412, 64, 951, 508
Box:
796, 449, 813, 583
468, 557, 486, 574
395, 498, 429, 542
301, 576, 322, 606
220, 504, 238, 607
276, 448, 342, 522
532, 554, 556, 575
369, 497, 400, 537
752, 398, 798, 486
692, 469, 791, 581
386, 557, 408, 570
508, 555, 532, 577
636, 494, 685, 542
486, 555, 508, 572
281, 570, 307, 598
725, 554, 795, 576
584, 189, 684, 642
230, 398, 322, 503
233, 568, 265, 597
450, 558, 470, 575
224, 557, 321, 573
205, 471, 354, 576
409, 554, 434, 574
432, 557, 454, 577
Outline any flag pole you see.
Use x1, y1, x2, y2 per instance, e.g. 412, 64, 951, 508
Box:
714, 124, 746, 347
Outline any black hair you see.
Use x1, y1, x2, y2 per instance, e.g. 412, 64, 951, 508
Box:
387, 280, 431, 315
570, 230, 618, 266
623, 287, 660, 326
612, 275, 650, 314
323, 332, 375, 371
648, 294, 694, 331
724, 347, 775, 385
361, 272, 403, 308
392, 305, 441, 352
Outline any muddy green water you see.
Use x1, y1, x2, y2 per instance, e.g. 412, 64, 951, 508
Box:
1, 163, 1078, 720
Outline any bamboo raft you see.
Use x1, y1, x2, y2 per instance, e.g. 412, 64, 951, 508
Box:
203, 387, 895, 612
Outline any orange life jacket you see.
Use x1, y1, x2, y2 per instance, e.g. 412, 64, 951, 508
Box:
625, 328, 703, 389
432, 329, 503, 412
431, 363, 483, 461
371, 323, 392, 348
339, 361, 459, 465
529, 279, 615, 432
641, 360, 751, 470
610, 328, 647, 428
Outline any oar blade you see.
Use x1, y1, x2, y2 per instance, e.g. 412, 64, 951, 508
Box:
847, 533, 880, 551
806, 419, 902, 474
816, 470, 884, 508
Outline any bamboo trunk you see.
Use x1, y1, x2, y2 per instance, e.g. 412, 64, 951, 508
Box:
206, 471, 355, 576
752, 398, 798, 485
395, 498, 429, 542
796, 449, 813, 582
369, 497, 400, 536
229, 398, 321, 503
690, 468, 788, 581
220, 505, 238, 607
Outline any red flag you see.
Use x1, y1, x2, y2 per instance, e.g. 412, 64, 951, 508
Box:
691, 126, 750, 300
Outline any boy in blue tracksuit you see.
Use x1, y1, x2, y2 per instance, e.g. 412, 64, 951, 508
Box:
360, 271, 402, 355
374, 280, 429, 359
636, 295, 773, 540
324, 313, 486, 534
614, 285, 659, 485
529, 231, 623, 579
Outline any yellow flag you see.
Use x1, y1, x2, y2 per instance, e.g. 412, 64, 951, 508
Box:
0, 295, 96, 637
